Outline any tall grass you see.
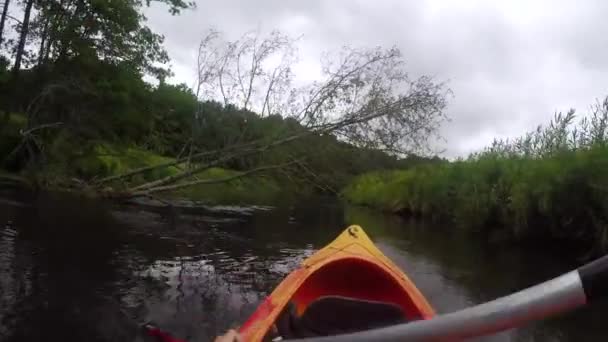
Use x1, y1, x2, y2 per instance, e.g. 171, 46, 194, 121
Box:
74, 147, 289, 204
343, 98, 608, 254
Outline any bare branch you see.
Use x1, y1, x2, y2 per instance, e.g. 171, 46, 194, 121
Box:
21, 122, 63, 136
101, 29, 449, 197
94, 141, 260, 186
283, 47, 449, 154
235, 32, 251, 107
5, 14, 21, 24
131, 160, 299, 196
195, 30, 220, 99
195, 29, 297, 113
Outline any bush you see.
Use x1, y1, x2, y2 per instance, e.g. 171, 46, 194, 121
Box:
343, 101, 608, 253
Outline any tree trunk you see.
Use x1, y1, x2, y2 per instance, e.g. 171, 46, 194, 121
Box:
42, 0, 67, 65
0, 0, 10, 45
12, 0, 34, 75
37, 14, 50, 67
43, 28, 56, 65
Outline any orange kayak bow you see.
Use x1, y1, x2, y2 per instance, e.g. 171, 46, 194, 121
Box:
239, 225, 434, 341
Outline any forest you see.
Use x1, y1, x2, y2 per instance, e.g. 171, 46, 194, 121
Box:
0, 0, 446, 203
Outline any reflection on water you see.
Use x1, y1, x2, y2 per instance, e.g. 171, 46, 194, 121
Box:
0, 192, 605, 341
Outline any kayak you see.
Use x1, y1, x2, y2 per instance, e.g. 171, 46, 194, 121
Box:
146, 224, 608, 341
239, 225, 435, 341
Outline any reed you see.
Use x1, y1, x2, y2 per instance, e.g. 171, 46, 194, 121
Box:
343, 98, 608, 253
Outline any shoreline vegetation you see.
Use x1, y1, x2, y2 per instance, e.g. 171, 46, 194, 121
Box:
343, 105, 608, 256
0, 107, 439, 205
1, 4, 449, 205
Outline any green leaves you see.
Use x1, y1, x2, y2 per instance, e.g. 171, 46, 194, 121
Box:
143, 0, 195, 15
21, 0, 193, 78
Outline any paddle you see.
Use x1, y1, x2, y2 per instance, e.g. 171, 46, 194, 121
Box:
292, 253, 608, 341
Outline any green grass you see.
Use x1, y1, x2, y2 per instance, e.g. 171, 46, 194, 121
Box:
31, 141, 181, 186
0, 125, 286, 205
84, 145, 181, 183
76, 146, 286, 204
7, 112, 27, 125
0, 112, 291, 204
343, 146, 608, 253
174, 167, 284, 205
343, 107, 608, 253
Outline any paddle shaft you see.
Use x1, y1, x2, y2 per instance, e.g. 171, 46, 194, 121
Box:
292, 254, 608, 342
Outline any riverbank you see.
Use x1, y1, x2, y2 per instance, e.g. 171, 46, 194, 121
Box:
343, 143, 608, 255
1, 106, 411, 205
1, 110, 293, 204
1, 140, 292, 205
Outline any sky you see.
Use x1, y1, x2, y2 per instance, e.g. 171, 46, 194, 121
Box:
145, 0, 608, 158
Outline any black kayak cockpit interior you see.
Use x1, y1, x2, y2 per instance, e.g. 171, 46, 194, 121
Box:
267, 295, 409, 340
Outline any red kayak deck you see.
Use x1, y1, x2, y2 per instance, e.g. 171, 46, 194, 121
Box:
239, 225, 434, 341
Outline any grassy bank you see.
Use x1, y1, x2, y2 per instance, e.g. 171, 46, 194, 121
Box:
75, 146, 287, 204
343, 110, 608, 254
1, 110, 294, 204
2, 140, 287, 205
171, 167, 286, 205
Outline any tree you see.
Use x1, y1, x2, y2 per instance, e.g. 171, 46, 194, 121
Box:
195, 29, 297, 115
45, 0, 172, 76
0, 0, 197, 170
195, 30, 448, 154
5, 0, 194, 78
144, 0, 195, 14
97, 29, 450, 197
12, 0, 34, 75
0, 0, 10, 46
145, 83, 198, 154
2, 0, 197, 122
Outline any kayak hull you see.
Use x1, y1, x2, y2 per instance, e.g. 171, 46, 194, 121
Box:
239, 225, 434, 341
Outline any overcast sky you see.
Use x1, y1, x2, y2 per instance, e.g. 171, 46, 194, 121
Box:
146, 0, 608, 157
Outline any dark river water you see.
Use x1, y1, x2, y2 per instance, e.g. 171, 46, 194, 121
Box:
0, 191, 605, 341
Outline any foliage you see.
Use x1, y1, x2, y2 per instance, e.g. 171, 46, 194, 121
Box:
77, 145, 180, 182
14, 138, 285, 204
0, 0, 198, 174
3, 0, 194, 77
344, 100, 608, 254
173, 167, 287, 205
0, 5, 447, 204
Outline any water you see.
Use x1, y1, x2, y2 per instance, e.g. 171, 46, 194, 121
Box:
0, 191, 605, 341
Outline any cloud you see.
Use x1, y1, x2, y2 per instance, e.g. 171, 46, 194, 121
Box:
145, 0, 608, 157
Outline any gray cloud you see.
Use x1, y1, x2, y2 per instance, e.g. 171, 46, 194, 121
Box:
146, 0, 608, 157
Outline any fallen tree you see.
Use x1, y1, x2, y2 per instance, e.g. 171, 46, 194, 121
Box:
95, 29, 451, 198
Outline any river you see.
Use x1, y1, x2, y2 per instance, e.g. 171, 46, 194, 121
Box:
0, 191, 605, 341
